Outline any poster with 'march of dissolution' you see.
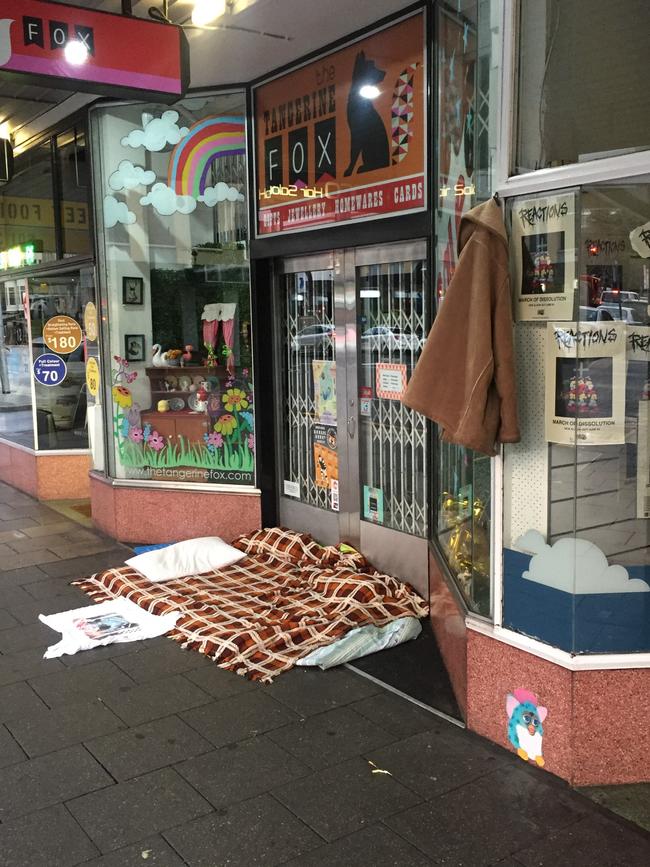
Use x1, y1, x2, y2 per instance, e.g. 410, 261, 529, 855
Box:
545, 322, 626, 446
511, 192, 577, 322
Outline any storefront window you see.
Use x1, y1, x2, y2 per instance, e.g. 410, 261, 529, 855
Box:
503, 180, 649, 653
91, 92, 253, 486
57, 128, 92, 258
0, 139, 56, 268
516, 0, 650, 174
433, 0, 502, 615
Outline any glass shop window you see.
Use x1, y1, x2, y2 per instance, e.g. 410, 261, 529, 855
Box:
57, 128, 92, 258
433, 0, 503, 616
0, 139, 56, 269
0, 277, 33, 447
503, 180, 650, 654
516, 0, 650, 174
91, 92, 254, 486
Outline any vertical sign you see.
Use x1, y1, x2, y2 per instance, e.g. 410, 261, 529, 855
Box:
254, 12, 426, 236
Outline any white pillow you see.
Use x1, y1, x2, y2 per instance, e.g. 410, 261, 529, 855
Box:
125, 536, 246, 582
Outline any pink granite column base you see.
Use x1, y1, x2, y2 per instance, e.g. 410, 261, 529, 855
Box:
466, 629, 650, 786
0, 441, 90, 499
90, 473, 262, 544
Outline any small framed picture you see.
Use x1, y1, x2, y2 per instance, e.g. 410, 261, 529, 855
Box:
125, 334, 145, 362
122, 276, 144, 306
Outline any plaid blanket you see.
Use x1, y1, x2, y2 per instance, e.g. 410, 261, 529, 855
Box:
72, 527, 428, 682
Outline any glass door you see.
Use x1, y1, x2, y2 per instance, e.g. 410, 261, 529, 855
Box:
274, 242, 429, 596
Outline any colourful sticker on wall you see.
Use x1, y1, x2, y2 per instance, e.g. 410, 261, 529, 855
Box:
363, 485, 384, 524
506, 689, 547, 767
85, 357, 100, 398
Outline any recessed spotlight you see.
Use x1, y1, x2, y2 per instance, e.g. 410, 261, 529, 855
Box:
359, 85, 380, 99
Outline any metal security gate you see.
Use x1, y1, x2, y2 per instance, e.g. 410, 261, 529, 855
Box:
274, 242, 429, 596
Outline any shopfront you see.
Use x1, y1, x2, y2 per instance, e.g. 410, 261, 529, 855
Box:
0, 0, 647, 786
0, 119, 96, 499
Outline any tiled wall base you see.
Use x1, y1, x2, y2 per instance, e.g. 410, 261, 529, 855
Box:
0, 441, 91, 499
467, 629, 650, 786
89, 472, 262, 544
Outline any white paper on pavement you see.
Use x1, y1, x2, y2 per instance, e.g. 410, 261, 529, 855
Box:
39, 597, 180, 659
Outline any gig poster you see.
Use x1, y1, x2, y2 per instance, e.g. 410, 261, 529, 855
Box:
312, 360, 337, 424
511, 192, 577, 321
253, 12, 425, 236
312, 424, 338, 490
625, 325, 650, 416
545, 322, 626, 445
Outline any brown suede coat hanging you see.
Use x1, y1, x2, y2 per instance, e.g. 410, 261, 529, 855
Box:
402, 198, 520, 456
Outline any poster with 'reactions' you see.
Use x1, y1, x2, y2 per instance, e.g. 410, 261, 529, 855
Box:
511, 191, 577, 321
545, 322, 626, 445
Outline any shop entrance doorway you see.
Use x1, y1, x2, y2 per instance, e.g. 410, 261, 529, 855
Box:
274, 241, 429, 597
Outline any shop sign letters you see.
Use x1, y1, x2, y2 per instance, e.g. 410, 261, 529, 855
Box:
254, 12, 425, 236
0, 0, 189, 100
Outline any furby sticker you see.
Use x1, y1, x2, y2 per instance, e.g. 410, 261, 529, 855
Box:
506, 688, 547, 767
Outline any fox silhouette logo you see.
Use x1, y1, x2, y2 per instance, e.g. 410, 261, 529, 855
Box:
343, 51, 390, 176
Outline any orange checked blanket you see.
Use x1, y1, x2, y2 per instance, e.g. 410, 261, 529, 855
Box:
72, 527, 427, 682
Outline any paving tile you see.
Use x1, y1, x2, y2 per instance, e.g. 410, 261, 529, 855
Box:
0, 723, 26, 767
7, 534, 69, 554
83, 835, 187, 867
0, 529, 27, 544
282, 823, 433, 866
176, 735, 311, 808
260, 665, 380, 716
113, 639, 210, 682
0, 744, 112, 819
512, 814, 650, 867
48, 541, 119, 560
85, 714, 212, 781
101, 673, 212, 726
0, 518, 38, 532
272, 755, 422, 841
164, 792, 321, 867
0, 551, 62, 572
22, 521, 78, 538
0, 646, 65, 687
0, 620, 54, 653
0, 584, 34, 609
39, 551, 129, 579
385, 765, 587, 865
67, 767, 212, 853
5, 591, 90, 626
365, 726, 505, 800
0, 803, 99, 867
0, 565, 49, 586
350, 691, 443, 739
184, 662, 260, 700
6, 697, 126, 757
0, 608, 19, 630
267, 705, 395, 770
28, 659, 135, 707
21, 577, 89, 602
580, 782, 650, 833
0, 681, 48, 723
181, 691, 299, 747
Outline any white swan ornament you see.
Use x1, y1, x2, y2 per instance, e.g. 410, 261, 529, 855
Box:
151, 344, 167, 367
0, 19, 13, 67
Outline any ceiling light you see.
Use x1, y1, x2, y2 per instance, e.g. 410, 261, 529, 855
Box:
64, 40, 89, 65
359, 85, 380, 99
191, 0, 227, 26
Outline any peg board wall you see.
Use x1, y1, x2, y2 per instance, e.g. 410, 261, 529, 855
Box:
503, 323, 548, 546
